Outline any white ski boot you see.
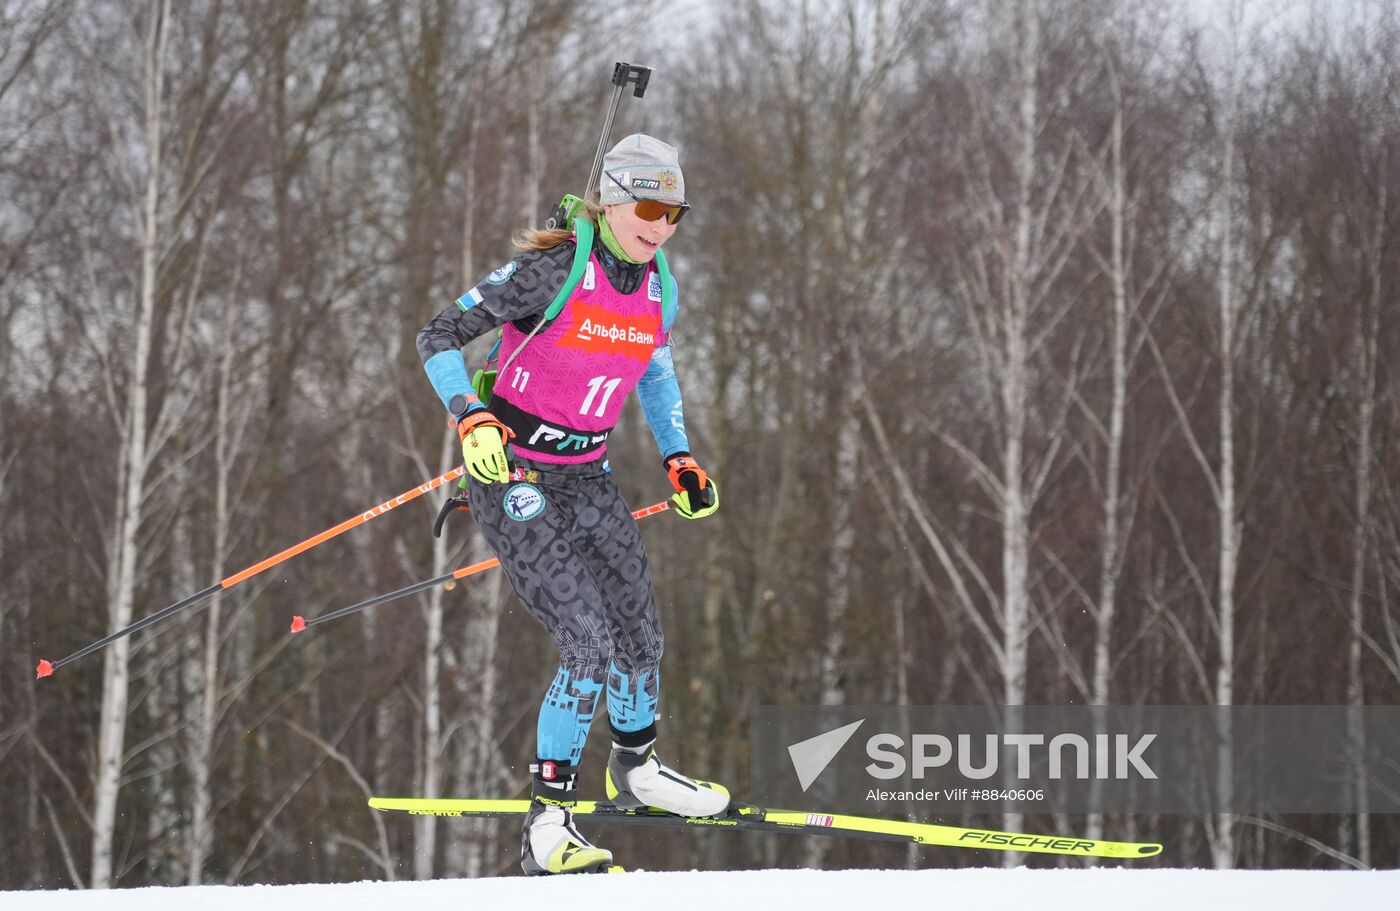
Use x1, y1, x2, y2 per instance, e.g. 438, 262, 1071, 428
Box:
604, 727, 730, 817
520, 762, 615, 876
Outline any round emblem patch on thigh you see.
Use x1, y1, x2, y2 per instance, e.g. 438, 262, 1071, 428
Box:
503, 483, 546, 522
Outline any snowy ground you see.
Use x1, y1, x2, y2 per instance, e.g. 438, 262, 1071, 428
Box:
7, 868, 1398, 911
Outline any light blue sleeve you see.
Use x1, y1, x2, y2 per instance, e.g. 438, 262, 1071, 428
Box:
423, 349, 477, 414
636, 345, 689, 459
637, 277, 687, 457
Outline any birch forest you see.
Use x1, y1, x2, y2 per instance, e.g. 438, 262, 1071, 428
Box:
4, 0, 1400, 887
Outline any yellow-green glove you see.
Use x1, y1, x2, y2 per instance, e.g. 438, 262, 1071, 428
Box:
665, 453, 719, 519
457, 410, 514, 484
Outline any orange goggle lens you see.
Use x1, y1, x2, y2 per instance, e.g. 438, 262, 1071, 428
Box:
634, 198, 689, 225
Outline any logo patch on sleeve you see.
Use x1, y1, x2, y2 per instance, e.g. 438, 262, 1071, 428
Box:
485, 261, 518, 285
503, 483, 546, 521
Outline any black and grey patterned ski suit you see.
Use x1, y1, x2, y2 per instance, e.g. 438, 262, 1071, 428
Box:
417, 235, 687, 766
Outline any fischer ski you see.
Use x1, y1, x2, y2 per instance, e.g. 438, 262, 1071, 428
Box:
368, 797, 1163, 860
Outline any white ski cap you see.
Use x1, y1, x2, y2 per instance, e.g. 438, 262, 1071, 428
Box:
600, 133, 686, 206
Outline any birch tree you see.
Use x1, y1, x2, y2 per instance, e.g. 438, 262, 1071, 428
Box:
79, 0, 250, 885
1342, 186, 1383, 870
1332, 8, 1393, 868
186, 259, 262, 884
1211, 5, 1242, 869
1182, 1, 1252, 867
938, 0, 1102, 845
1076, 4, 1187, 845
88, 0, 176, 886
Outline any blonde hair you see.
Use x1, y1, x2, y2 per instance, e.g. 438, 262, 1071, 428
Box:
512, 196, 604, 252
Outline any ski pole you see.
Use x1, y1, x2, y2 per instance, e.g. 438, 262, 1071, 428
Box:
290, 499, 673, 633
36, 466, 468, 679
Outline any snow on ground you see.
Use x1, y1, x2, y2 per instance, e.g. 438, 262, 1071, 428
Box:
7, 868, 1398, 911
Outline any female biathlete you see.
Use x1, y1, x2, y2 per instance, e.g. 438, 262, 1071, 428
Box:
416, 134, 726, 875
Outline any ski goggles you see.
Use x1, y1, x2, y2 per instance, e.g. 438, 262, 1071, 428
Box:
606, 172, 690, 225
